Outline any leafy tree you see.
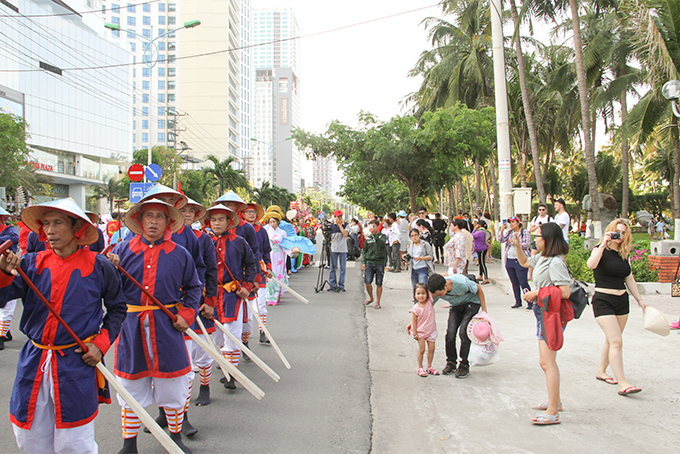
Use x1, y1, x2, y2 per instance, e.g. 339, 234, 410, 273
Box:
94, 177, 127, 213
179, 169, 211, 205
0, 113, 31, 189
203, 155, 249, 198
132, 146, 182, 187
252, 181, 296, 209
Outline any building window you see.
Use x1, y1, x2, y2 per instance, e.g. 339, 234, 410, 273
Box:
158, 41, 165, 51
168, 3, 176, 12
158, 80, 165, 89
132, 94, 136, 104
168, 94, 175, 102
158, 67, 165, 77
127, 16, 135, 26
142, 107, 149, 116
168, 16, 176, 25
129, 42, 135, 52
127, 3, 135, 13
168, 54, 175, 63
159, 16, 165, 25
112, 16, 120, 25
142, 119, 149, 129
158, 133, 165, 142
167, 80, 175, 90
158, 93, 165, 103
168, 42, 176, 51
158, 106, 165, 116
142, 80, 149, 90
168, 68, 175, 77
112, 29, 120, 38
142, 94, 149, 103
158, 120, 165, 129
133, 68, 136, 77
143, 3, 150, 12
159, 2, 165, 12
111, 3, 120, 13
142, 133, 149, 143
127, 29, 135, 39
142, 67, 150, 77
143, 16, 150, 25
142, 29, 151, 39
158, 54, 165, 63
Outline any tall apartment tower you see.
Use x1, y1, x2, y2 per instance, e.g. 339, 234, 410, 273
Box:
251, 7, 302, 193
102, 0, 180, 154
312, 156, 333, 193
179, 0, 242, 162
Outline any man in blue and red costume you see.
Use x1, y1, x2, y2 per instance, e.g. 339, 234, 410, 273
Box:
0, 206, 19, 350
111, 198, 202, 454
178, 199, 217, 413
242, 202, 274, 344
213, 191, 260, 352
0, 198, 127, 454
204, 204, 258, 390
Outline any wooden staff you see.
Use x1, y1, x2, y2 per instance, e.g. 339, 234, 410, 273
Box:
100, 244, 264, 399
270, 276, 310, 305
213, 319, 280, 382
245, 298, 291, 370
0, 240, 183, 454
195, 316, 230, 383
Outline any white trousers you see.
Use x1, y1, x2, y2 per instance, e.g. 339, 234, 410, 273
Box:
212, 320, 242, 353
0, 298, 18, 322
116, 375, 189, 411
13, 350, 98, 454
256, 287, 267, 318
186, 335, 213, 370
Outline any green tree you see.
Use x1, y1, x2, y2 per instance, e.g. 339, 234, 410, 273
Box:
203, 155, 249, 198
94, 177, 127, 213
0, 113, 31, 189
179, 169, 211, 205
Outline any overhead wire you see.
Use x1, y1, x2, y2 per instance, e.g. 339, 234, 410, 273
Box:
0, 0, 162, 18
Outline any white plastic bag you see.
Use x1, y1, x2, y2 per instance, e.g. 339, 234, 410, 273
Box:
469, 342, 500, 366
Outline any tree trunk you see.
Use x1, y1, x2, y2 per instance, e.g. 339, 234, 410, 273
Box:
448, 186, 456, 216
519, 149, 528, 188
673, 126, 680, 220
475, 158, 482, 209
509, 0, 547, 203
457, 180, 465, 213
465, 174, 474, 212
489, 157, 500, 221
620, 94, 630, 217
408, 182, 418, 214
569, 0, 601, 223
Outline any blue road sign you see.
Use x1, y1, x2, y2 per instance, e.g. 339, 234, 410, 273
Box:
130, 183, 157, 203
145, 164, 162, 182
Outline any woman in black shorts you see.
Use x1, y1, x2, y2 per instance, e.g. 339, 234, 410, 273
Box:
587, 219, 647, 396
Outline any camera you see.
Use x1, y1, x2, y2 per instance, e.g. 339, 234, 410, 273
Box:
403, 253, 412, 261
610, 231, 621, 240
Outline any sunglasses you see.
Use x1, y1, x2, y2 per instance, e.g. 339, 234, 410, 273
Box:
538, 208, 546, 211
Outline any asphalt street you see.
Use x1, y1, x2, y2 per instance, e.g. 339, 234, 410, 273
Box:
1, 243, 679, 453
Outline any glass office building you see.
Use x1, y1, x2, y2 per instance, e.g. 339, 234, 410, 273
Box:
0, 0, 132, 210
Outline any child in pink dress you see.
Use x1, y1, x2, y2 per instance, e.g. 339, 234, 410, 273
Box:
409, 282, 439, 377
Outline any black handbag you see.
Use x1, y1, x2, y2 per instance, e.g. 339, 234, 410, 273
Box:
569, 279, 590, 319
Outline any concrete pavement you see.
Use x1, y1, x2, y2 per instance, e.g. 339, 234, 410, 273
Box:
367, 256, 680, 453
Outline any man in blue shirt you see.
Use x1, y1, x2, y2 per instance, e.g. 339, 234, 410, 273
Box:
328, 210, 349, 292
428, 273, 487, 378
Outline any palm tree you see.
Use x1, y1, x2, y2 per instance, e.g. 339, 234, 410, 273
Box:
252, 181, 280, 208
203, 155, 249, 196
95, 177, 126, 213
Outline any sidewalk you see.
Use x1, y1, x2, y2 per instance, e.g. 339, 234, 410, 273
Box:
364, 258, 679, 453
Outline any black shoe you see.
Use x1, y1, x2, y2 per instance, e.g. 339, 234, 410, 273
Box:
182, 412, 198, 437
117, 436, 138, 454
327, 287, 337, 292
143, 407, 166, 433
3, 330, 11, 341
223, 374, 236, 390
242, 341, 251, 362
442, 361, 456, 375
510, 303, 522, 309
455, 363, 470, 379
169, 431, 192, 454
339, 288, 346, 292
259, 331, 270, 344
526, 303, 533, 310
0, 337, 4, 351
195, 384, 210, 407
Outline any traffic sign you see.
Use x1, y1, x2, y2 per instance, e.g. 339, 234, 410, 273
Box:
130, 182, 157, 203
145, 164, 162, 182
128, 164, 144, 182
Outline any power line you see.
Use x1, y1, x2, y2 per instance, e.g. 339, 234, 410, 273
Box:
0, 2, 442, 73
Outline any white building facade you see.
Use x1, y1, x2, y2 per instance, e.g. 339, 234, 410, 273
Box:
0, 0, 132, 209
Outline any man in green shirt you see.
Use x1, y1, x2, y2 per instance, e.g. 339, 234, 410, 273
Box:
428, 273, 487, 378
362, 219, 388, 309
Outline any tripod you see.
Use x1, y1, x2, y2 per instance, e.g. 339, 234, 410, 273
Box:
314, 238, 333, 292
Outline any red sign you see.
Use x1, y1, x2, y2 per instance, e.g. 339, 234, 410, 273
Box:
128, 164, 144, 182
29, 161, 54, 172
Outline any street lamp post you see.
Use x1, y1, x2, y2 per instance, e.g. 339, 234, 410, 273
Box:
104, 20, 201, 171
250, 136, 292, 186
662, 80, 680, 241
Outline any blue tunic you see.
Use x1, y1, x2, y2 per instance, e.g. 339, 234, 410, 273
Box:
0, 223, 19, 253
113, 236, 201, 379
0, 249, 126, 429
253, 223, 272, 288
26, 230, 48, 253
187, 229, 218, 336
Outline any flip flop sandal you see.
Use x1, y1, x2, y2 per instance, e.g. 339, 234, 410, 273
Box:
364, 300, 374, 306
618, 387, 642, 396
426, 367, 440, 375
596, 376, 618, 385
532, 402, 563, 412
417, 368, 428, 377
531, 413, 560, 425
374, 305, 382, 309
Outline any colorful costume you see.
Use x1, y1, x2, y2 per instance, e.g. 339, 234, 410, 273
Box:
0, 217, 19, 345
264, 223, 288, 305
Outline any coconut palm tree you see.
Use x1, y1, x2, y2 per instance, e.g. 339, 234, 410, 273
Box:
95, 177, 127, 213
203, 155, 249, 197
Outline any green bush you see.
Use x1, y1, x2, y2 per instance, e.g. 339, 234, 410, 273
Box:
491, 241, 501, 259
629, 242, 659, 283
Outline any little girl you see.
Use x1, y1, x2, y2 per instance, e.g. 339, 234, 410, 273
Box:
409, 282, 439, 377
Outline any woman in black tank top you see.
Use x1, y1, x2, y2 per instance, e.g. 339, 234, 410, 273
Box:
586, 219, 647, 396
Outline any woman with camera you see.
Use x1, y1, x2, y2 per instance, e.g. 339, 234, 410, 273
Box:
405, 228, 434, 288
587, 219, 647, 396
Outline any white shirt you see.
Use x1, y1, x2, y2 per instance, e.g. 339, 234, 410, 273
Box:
411, 218, 433, 229
531, 214, 553, 227
389, 222, 401, 244
555, 211, 570, 241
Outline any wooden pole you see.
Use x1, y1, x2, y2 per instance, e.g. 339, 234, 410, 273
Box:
244, 298, 291, 369
213, 320, 280, 382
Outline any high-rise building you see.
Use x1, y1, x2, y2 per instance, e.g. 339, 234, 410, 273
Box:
178, 0, 242, 163
250, 7, 301, 193
1, 0, 132, 209
313, 156, 333, 193
102, 0, 180, 155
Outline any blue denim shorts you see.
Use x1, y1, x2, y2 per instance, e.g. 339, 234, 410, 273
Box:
533, 304, 566, 340
364, 262, 385, 286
